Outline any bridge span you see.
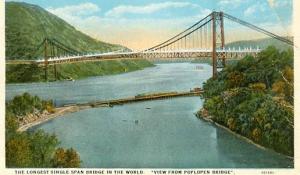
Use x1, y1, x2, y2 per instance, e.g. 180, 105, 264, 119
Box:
39, 48, 260, 65
6, 48, 260, 65
6, 11, 293, 79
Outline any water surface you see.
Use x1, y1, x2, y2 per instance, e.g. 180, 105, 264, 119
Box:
6, 63, 293, 168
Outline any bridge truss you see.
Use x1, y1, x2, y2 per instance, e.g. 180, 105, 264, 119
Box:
140, 11, 293, 78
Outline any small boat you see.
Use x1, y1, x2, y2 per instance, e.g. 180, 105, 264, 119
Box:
196, 65, 204, 70
66, 76, 75, 81
146, 107, 151, 109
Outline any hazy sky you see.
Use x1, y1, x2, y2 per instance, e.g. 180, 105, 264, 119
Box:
7, 0, 293, 50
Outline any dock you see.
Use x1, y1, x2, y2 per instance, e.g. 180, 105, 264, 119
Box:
65, 88, 203, 108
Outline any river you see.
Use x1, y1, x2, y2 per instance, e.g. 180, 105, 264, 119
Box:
6, 63, 293, 168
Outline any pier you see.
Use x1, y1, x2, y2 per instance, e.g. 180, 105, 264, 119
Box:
66, 88, 203, 108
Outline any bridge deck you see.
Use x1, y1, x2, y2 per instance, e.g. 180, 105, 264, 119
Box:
6, 49, 261, 65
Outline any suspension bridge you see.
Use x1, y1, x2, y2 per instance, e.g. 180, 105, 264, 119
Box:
7, 11, 293, 79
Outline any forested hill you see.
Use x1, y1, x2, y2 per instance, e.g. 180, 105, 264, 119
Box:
201, 46, 294, 156
5, 2, 124, 60
226, 37, 293, 51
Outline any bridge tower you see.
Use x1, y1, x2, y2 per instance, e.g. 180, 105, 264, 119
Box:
211, 11, 225, 78
44, 38, 48, 81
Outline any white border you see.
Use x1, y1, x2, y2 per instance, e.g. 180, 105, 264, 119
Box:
0, 0, 299, 174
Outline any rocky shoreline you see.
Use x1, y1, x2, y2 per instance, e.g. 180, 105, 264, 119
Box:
16, 103, 113, 132
17, 109, 51, 126
195, 108, 294, 160
17, 105, 87, 132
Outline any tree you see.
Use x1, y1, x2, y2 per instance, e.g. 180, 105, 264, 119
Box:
52, 148, 81, 168
202, 46, 294, 156
29, 130, 59, 167
227, 71, 244, 87
52, 148, 66, 168
6, 134, 32, 167
249, 82, 266, 91
65, 148, 81, 168
5, 93, 81, 168
6, 92, 54, 117
6, 64, 42, 83
5, 112, 18, 140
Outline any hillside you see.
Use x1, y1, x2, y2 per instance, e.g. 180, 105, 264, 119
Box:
6, 59, 154, 83
199, 46, 293, 156
5, 2, 155, 83
226, 37, 293, 51
5, 2, 124, 60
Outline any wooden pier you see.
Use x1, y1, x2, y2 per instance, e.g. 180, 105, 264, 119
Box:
65, 89, 203, 108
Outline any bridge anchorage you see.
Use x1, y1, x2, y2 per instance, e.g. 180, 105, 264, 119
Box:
8, 11, 293, 80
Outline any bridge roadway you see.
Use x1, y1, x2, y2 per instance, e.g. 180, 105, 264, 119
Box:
65, 89, 203, 108
6, 48, 261, 65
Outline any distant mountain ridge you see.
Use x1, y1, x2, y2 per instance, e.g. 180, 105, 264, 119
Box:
5, 2, 125, 60
226, 37, 293, 51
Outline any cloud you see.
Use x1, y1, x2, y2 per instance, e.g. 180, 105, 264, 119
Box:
73, 9, 211, 50
244, 3, 265, 16
267, 0, 292, 8
267, 0, 276, 7
45, 1, 290, 50
45, 2, 212, 49
47, 3, 100, 17
47, 2, 210, 50
218, 0, 245, 8
105, 1, 200, 17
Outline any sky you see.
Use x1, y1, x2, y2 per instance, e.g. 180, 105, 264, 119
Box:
6, 0, 293, 50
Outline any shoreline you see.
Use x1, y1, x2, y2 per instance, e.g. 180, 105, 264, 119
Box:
17, 105, 91, 132
6, 59, 155, 84
16, 89, 201, 132
195, 108, 294, 160
17, 101, 294, 161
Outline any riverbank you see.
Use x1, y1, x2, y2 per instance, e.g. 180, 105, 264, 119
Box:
200, 47, 294, 157
17, 105, 96, 132
18, 89, 202, 132
195, 108, 294, 160
17, 106, 78, 132
6, 59, 154, 83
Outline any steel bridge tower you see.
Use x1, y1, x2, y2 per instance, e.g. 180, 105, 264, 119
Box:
212, 11, 225, 78
44, 38, 48, 81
